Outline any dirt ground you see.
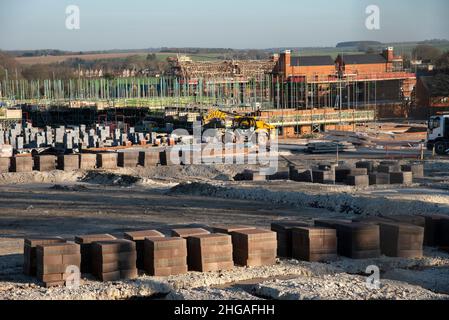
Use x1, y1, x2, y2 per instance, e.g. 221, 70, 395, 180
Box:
1, 156, 449, 300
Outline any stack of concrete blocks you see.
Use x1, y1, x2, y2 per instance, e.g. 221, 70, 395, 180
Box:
401, 164, 424, 179
91, 240, 138, 281
379, 223, 424, 258
79, 153, 97, 170
312, 164, 335, 184
422, 214, 449, 248
36, 243, 81, 287
23, 237, 66, 276
318, 222, 381, 259
345, 168, 369, 187
34, 155, 56, 172
74, 234, 116, 274
0, 157, 10, 172
124, 230, 164, 270
231, 229, 277, 267
187, 234, 234, 272
143, 237, 188, 276
139, 150, 160, 167
171, 228, 210, 270
97, 153, 118, 169
58, 154, 80, 171
271, 221, 309, 258
117, 151, 140, 168
390, 171, 413, 185
11, 156, 33, 172
291, 227, 338, 262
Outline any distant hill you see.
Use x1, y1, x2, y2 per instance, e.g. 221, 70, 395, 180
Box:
336, 41, 383, 48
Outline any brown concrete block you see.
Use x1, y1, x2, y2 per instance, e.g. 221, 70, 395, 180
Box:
118, 151, 139, 168
312, 170, 335, 184
138, 151, 160, 167
187, 234, 233, 272
124, 230, 164, 270
34, 155, 56, 171
153, 257, 187, 268
378, 164, 401, 174
11, 156, 33, 172
356, 161, 375, 173
91, 240, 136, 254
422, 215, 449, 246
379, 223, 424, 258
98, 271, 121, 282
212, 225, 255, 234
335, 223, 380, 259
369, 173, 390, 185
335, 167, 352, 183
346, 175, 369, 187
0, 157, 11, 172
75, 234, 116, 273
390, 172, 413, 185
96, 153, 118, 169
79, 153, 97, 170
171, 228, 210, 238
231, 229, 277, 267
152, 265, 188, 277
62, 254, 82, 265
36, 243, 80, 256
271, 221, 309, 258
292, 227, 337, 262
143, 237, 187, 276
120, 269, 138, 280
23, 237, 66, 276
160, 149, 180, 166
401, 164, 424, 178
75, 234, 116, 244
92, 251, 137, 264
57, 154, 80, 171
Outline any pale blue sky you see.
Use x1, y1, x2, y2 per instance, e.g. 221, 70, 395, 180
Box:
0, 0, 448, 50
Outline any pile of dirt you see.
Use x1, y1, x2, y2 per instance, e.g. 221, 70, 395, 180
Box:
80, 172, 141, 186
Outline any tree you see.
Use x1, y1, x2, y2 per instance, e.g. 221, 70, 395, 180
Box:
436, 51, 449, 69
412, 45, 442, 61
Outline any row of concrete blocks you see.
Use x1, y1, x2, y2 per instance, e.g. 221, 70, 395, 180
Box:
23, 226, 277, 287
272, 213, 449, 261
0, 151, 163, 173
288, 161, 424, 186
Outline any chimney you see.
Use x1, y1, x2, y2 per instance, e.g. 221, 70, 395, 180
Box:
383, 47, 394, 62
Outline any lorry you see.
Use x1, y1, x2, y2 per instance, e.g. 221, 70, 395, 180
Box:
427, 115, 449, 155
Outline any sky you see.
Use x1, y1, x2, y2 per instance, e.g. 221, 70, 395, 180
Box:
0, 0, 448, 51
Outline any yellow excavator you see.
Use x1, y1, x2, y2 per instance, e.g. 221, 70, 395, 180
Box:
202, 109, 276, 144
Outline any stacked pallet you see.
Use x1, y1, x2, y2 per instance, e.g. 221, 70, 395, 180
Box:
36, 242, 81, 287
75, 234, 116, 273
23, 237, 66, 276
11, 156, 33, 172
58, 154, 80, 171
97, 153, 118, 169
306, 142, 356, 154
139, 151, 160, 167
79, 153, 97, 170
118, 151, 139, 168
291, 227, 337, 262
379, 223, 424, 258
91, 240, 138, 281
334, 223, 381, 259
271, 221, 308, 258
144, 237, 188, 276
124, 230, 164, 270
231, 229, 277, 267
187, 234, 234, 272
34, 155, 56, 171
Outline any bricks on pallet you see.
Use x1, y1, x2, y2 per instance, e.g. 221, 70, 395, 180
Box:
0, 157, 10, 173
377, 163, 402, 174
138, 151, 160, 167
356, 161, 375, 173
36, 242, 81, 288
187, 233, 234, 272
390, 172, 413, 185
346, 175, 369, 187
11, 156, 33, 172
291, 227, 337, 262
334, 223, 381, 259
97, 153, 117, 169
271, 221, 309, 258
79, 153, 97, 170
232, 229, 277, 267
58, 154, 80, 171
23, 237, 66, 276
312, 170, 335, 184
74, 234, 116, 274
401, 164, 424, 178
124, 230, 164, 270
171, 228, 210, 239
379, 223, 424, 258
160, 149, 180, 166
34, 155, 56, 171
143, 237, 187, 276
91, 240, 137, 281
369, 173, 390, 185
118, 151, 139, 168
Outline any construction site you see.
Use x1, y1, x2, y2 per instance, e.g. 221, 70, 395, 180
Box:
1, 45, 449, 303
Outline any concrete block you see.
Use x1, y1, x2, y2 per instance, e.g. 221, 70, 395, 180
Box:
401, 164, 424, 178
23, 237, 66, 276
379, 223, 424, 258
390, 172, 413, 185
378, 164, 402, 173
271, 221, 309, 258
11, 156, 33, 172
143, 237, 187, 276
212, 225, 256, 234
97, 153, 118, 169
57, 154, 80, 171
369, 173, 390, 185
291, 227, 337, 262
231, 229, 277, 267
79, 153, 97, 170
75, 234, 116, 274
171, 228, 210, 239
312, 170, 335, 184
346, 175, 369, 187
118, 151, 139, 168
34, 155, 56, 172
138, 150, 160, 167
356, 161, 375, 173
334, 223, 381, 259
160, 149, 180, 166
0, 157, 10, 173
124, 230, 164, 270
187, 234, 234, 272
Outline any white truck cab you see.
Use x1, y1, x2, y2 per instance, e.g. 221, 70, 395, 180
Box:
427, 115, 449, 154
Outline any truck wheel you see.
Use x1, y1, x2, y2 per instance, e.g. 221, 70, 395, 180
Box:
435, 142, 448, 155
